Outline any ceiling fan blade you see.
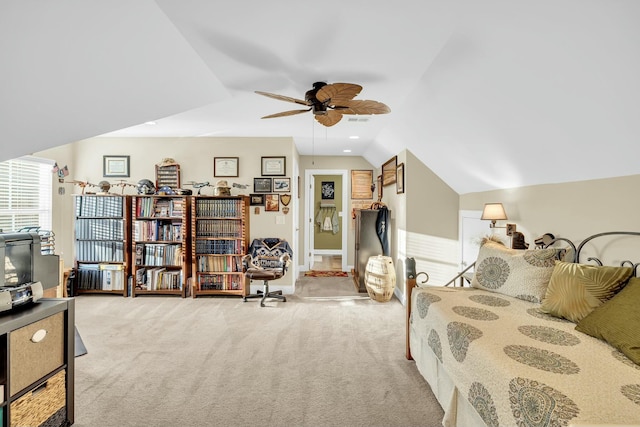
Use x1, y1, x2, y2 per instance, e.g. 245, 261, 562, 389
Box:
314, 110, 343, 127
316, 83, 362, 105
255, 91, 310, 106
261, 109, 311, 119
339, 100, 391, 115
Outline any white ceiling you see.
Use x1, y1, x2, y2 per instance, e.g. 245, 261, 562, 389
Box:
2, 0, 640, 194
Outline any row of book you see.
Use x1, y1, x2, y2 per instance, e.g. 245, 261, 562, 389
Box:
135, 267, 182, 290
134, 220, 183, 242
196, 219, 242, 238
75, 195, 124, 217
135, 197, 184, 218
196, 255, 243, 272
75, 241, 125, 262
195, 198, 243, 217
135, 243, 183, 266
76, 264, 126, 291
75, 218, 124, 240
197, 273, 242, 291
195, 239, 244, 255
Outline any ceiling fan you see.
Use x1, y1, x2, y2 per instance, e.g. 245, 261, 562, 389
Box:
255, 82, 391, 127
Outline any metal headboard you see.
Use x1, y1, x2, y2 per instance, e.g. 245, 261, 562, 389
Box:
545, 231, 640, 275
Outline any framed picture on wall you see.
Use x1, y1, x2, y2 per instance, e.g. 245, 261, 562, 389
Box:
321, 181, 335, 199
382, 156, 397, 186
261, 156, 286, 176
214, 157, 239, 177
396, 163, 405, 194
273, 177, 290, 192
265, 194, 280, 211
253, 177, 272, 193
351, 169, 374, 199
250, 194, 265, 206
103, 155, 130, 178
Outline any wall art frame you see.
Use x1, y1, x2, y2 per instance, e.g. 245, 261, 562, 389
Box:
273, 177, 291, 192
261, 156, 286, 176
103, 155, 130, 178
351, 169, 374, 199
253, 177, 272, 193
250, 194, 265, 206
214, 157, 239, 177
265, 194, 280, 211
396, 162, 405, 194
381, 155, 397, 186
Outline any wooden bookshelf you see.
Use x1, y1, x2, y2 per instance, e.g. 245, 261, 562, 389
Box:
73, 194, 131, 296
131, 195, 191, 297
191, 196, 250, 298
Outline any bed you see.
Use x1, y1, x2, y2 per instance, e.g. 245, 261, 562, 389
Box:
406, 232, 640, 427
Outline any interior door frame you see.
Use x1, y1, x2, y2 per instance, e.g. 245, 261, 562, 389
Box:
304, 169, 348, 272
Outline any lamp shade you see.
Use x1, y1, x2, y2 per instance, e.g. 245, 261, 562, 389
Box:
481, 203, 508, 221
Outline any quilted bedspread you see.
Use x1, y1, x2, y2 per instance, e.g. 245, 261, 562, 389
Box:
410, 285, 640, 427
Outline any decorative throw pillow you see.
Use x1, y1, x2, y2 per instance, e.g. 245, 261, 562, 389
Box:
575, 277, 640, 365
470, 241, 564, 303
539, 261, 633, 323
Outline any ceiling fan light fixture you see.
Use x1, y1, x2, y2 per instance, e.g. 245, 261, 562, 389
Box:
256, 82, 389, 127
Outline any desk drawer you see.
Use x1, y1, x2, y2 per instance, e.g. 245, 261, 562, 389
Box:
9, 312, 64, 396
10, 369, 66, 427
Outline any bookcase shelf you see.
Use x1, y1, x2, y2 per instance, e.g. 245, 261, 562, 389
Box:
131, 195, 191, 298
191, 196, 250, 298
73, 194, 131, 296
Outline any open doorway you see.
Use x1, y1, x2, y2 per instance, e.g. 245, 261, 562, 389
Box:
304, 169, 348, 272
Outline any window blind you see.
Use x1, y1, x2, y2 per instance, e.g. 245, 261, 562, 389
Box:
0, 156, 53, 233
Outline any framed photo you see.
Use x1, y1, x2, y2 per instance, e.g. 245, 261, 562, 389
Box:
261, 156, 286, 176
214, 157, 239, 177
321, 181, 335, 200
382, 156, 397, 186
103, 155, 130, 178
250, 194, 265, 206
253, 177, 272, 193
351, 169, 373, 199
273, 177, 291, 192
396, 163, 405, 194
377, 175, 383, 201
265, 194, 280, 211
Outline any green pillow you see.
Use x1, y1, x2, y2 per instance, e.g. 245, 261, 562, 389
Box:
539, 261, 633, 322
576, 277, 640, 365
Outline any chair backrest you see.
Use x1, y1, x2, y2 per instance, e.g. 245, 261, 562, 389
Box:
246, 238, 293, 271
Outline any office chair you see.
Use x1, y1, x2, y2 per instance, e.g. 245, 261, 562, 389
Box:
243, 238, 292, 307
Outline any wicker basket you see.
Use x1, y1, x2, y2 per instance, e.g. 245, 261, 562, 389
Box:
10, 369, 66, 427
364, 255, 396, 302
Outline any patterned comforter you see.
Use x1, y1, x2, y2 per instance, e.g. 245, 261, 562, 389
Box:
410, 285, 640, 427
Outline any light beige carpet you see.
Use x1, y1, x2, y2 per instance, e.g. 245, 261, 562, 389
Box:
73, 275, 444, 427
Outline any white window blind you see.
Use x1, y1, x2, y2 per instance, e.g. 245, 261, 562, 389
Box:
0, 156, 53, 233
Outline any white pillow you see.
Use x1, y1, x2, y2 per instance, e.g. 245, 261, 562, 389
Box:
471, 241, 564, 303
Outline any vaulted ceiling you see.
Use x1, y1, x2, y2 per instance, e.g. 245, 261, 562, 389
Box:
2, 1, 639, 194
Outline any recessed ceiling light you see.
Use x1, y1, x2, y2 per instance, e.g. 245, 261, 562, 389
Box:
144, 121, 157, 126
349, 135, 359, 139
343, 149, 352, 153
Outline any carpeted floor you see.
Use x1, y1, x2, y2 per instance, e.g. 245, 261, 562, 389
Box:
73, 275, 444, 427
303, 270, 349, 277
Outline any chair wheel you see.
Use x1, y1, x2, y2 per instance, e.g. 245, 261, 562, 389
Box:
242, 297, 247, 302
260, 302, 265, 307
283, 297, 287, 302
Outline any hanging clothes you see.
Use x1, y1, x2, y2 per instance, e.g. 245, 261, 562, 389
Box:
315, 206, 340, 234
376, 205, 390, 256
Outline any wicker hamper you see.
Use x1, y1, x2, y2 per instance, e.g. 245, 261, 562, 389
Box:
10, 369, 66, 427
364, 255, 396, 302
